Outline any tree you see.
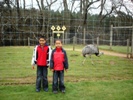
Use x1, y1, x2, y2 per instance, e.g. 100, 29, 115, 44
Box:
63, 0, 70, 43
79, 0, 100, 44
36, 0, 57, 37
98, 0, 133, 22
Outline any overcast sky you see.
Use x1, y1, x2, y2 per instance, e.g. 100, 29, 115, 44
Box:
1, 0, 133, 15
22, 0, 133, 14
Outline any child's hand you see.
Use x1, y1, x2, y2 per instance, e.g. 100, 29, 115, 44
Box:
50, 69, 54, 72
32, 66, 35, 69
65, 69, 68, 73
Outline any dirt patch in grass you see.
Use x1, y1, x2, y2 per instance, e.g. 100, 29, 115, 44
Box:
66, 49, 127, 58
1, 75, 132, 85
109, 60, 115, 65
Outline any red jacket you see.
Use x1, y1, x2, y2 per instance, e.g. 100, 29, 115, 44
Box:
50, 48, 68, 71
36, 45, 48, 66
31, 44, 52, 66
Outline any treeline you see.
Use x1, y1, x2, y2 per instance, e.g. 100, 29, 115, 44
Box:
0, 7, 133, 46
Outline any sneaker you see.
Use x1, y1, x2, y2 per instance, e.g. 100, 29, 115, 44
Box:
61, 90, 65, 93
44, 88, 48, 92
53, 91, 58, 94
36, 89, 40, 92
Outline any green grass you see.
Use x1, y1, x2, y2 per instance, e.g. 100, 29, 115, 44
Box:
62, 44, 131, 54
99, 45, 131, 54
0, 46, 133, 100
0, 80, 133, 100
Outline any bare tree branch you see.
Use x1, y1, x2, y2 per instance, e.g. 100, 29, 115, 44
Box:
41, 0, 45, 10
99, 0, 106, 16
98, 0, 133, 22
102, 6, 114, 21
23, 0, 25, 10
63, 0, 68, 11
121, 4, 133, 16
36, 0, 41, 11
83, 0, 100, 26
16, 0, 20, 18
46, 0, 57, 10
5, 0, 12, 15
70, 0, 75, 12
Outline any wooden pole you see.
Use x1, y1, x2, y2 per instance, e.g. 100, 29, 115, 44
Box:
97, 37, 99, 47
110, 25, 133, 58
28, 37, 30, 47
63, 32, 64, 44
52, 32, 54, 45
127, 39, 129, 58
110, 25, 113, 50
50, 36, 53, 46
83, 28, 85, 45
131, 26, 133, 58
73, 36, 75, 51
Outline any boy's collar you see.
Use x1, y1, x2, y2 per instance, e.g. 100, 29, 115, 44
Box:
56, 47, 62, 51
38, 44, 48, 47
56, 47, 62, 49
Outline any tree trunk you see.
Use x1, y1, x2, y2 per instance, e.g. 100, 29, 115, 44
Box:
63, 0, 70, 44
36, 0, 45, 35
16, 0, 20, 18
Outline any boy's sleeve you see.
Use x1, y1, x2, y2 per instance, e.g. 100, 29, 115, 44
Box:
31, 46, 37, 66
50, 50, 54, 69
47, 46, 52, 66
64, 50, 69, 69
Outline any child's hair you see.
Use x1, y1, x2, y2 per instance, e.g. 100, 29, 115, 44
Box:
38, 36, 46, 40
54, 39, 62, 43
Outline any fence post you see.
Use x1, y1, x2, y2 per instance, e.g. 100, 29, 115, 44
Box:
127, 39, 129, 58
97, 37, 99, 47
63, 32, 65, 44
83, 28, 85, 45
131, 26, 133, 58
110, 25, 113, 50
50, 36, 53, 46
73, 36, 76, 51
28, 37, 30, 47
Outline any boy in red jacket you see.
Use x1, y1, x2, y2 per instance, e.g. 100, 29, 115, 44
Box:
50, 39, 68, 94
31, 36, 52, 92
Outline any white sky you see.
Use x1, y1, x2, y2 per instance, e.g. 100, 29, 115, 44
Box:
1, 0, 133, 15
25, 0, 133, 14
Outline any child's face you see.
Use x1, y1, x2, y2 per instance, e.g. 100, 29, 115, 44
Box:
39, 38, 46, 46
55, 40, 62, 48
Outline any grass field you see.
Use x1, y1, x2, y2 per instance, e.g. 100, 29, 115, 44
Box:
63, 44, 131, 54
0, 46, 133, 100
98, 45, 131, 54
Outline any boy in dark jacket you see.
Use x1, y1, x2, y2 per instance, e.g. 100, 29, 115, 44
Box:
31, 36, 52, 92
50, 39, 68, 94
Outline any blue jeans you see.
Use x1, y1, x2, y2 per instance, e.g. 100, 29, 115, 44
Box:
36, 66, 48, 90
52, 70, 65, 91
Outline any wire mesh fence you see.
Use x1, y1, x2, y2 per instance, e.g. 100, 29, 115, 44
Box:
0, 0, 133, 85
0, 1, 133, 47
28, 35, 132, 46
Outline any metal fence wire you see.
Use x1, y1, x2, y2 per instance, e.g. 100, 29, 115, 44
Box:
0, 0, 133, 46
